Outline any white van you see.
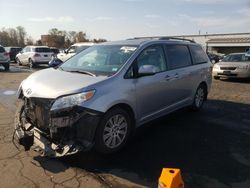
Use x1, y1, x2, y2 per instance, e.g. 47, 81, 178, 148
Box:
57, 42, 95, 62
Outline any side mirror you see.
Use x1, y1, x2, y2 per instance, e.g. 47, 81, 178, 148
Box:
48, 58, 63, 68
138, 65, 157, 77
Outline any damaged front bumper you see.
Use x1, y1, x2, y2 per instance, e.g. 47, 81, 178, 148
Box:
13, 98, 103, 157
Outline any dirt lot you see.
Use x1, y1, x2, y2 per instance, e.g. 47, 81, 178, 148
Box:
0, 65, 250, 188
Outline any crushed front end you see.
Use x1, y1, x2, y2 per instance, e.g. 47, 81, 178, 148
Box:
14, 93, 102, 157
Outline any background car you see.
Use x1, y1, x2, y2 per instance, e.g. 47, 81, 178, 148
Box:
50, 47, 60, 57
16, 46, 54, 68
57, 42, 95, 62
213, 52, 250, 79
207, 52, 223, 64
4, 47, 22, 62
0, 45, 10, 71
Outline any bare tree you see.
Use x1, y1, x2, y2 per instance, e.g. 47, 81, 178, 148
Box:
16, 26, 26, 47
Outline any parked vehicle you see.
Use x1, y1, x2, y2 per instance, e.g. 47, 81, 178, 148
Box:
16, 46, 54, 68
14, 37, 212, 157
0, 45, 10, 71
57, 42, 95, 62
50, 47, 60, 56
5, 47, 22, 62
213, 53, 250, 79
48, 56, 63, 67
207, 53, 222, 64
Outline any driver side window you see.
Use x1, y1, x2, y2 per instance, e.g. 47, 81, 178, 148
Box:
136, 45, 167, 73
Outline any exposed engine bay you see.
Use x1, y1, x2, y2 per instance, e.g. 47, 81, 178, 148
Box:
13, 94, 102, 157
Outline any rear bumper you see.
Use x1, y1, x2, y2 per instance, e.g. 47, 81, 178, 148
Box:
33, 61, 49, 64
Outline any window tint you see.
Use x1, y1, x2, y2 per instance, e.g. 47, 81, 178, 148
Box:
165, 45, 192, 69
190, 45, 208, 64
67, 46, 77, 53
25, 47, 30, 52
223, 54, 250, 62
35, 48, 51, 53
136, 45, 167, 73
0, 47, 6, 53
76, 46, 90, 53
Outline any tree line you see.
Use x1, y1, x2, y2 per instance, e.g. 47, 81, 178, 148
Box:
0, 26, 107, 48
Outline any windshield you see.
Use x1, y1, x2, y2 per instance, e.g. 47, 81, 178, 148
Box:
60, 45, 137, 76
223, 54, 250, 62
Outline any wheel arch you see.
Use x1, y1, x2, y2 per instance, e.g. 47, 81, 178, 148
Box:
198, 81, 208, 101
105, 103, 136, 135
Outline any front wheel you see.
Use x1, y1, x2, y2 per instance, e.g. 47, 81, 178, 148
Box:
191, 84, 207, 111
95, 107, 132, 154
16, 58, 22, 66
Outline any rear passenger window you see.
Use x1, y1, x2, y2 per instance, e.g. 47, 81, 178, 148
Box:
190, 45, 208, 64
165, 45, 192, 70
0, 47, 5, 53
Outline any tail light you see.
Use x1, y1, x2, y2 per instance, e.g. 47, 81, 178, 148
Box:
33, 53, 41, 57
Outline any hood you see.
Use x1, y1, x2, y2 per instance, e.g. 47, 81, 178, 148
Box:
218, 61, 250, 67
21, 68, 107, 99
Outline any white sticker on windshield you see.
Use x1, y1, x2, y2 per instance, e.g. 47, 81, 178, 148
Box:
112, 68, 118, 71
120, 46, 137, 53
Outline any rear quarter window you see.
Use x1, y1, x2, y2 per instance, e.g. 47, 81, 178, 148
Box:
165, 45, 192, 70
35, 48, 51, 53
0, 47, 5, 53
190, 45, 208, 64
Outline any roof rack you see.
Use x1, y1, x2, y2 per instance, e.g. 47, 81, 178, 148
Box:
128, 36, 196, 43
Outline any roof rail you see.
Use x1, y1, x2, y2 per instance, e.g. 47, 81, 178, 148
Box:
128, 36, 196, 43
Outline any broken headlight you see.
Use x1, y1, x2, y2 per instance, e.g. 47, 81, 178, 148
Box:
51, 90, 95, 111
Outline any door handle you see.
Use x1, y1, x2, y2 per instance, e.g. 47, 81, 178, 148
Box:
174, 73, 179, 78
164, 73, 179, 81
165, 75, 172, 81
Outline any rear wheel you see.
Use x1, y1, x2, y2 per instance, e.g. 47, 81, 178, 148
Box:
95, 107, 132, 154
16, 58, 22, 66
191, 84, 207, 111
4, 64, 9, 71
214, 76, 220, 80
29, 59, 35, 69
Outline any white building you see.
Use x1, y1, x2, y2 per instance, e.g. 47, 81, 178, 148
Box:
172, 32, 250, 55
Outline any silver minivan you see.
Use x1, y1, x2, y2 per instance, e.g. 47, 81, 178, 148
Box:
14, 38, 212, 157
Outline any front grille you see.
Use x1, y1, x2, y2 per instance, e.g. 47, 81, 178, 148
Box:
220, 67, 236, 70
24, 97, 54, 132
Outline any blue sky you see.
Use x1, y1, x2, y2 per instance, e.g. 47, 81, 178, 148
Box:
0, 0, 250, 41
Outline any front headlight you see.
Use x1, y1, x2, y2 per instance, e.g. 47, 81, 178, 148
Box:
238, 65, 249, 70
51, 90, 95, 111
213, 64, 220, 70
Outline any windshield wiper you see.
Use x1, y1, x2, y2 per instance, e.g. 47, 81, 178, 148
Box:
67, 70, 96, 77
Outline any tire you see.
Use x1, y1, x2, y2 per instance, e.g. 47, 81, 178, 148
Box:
4, 64, 9, 71
29, 59, 35, 68
16, 58, 22, 66
214, 76, 220, 80
95, 107, 132, 154
191, 84, 207, 111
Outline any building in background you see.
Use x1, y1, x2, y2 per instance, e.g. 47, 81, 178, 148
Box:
172, 32, 250, 55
